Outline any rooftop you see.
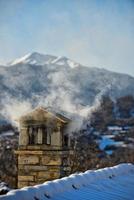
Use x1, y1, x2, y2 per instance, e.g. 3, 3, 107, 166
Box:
1, 163, 134, 200
19, 107, 70, 124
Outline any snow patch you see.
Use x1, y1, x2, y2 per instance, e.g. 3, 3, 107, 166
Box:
9, 52, 56, 66
51, 56, 80, 68
0, 131, 14, 138
98, 135, 126, 155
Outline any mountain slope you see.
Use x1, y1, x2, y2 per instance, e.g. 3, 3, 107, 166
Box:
0, 52, 134, 123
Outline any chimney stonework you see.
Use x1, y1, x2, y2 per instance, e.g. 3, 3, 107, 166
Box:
15, 107, 73, 188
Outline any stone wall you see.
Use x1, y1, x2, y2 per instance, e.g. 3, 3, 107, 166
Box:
16, 149, 73, 188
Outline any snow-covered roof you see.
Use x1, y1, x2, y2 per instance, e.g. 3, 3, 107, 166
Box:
1, 163, 134, 200
107, 126, 123, 131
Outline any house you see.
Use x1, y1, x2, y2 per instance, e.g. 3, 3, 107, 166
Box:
15, 107, 74, 188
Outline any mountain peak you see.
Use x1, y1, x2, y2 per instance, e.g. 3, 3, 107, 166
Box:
9, 52, 56, 66
8, 52, 80, 68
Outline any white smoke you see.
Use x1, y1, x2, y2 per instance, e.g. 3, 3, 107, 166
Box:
65, 84, 112, 134
1, 97, 32, 126
0, 67, 112, 134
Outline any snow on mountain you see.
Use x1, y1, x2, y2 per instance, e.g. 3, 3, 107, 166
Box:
0, 52, 134, 124
51, 56, 80, 68
9, 52, 80, 68
9, 52, 57, 66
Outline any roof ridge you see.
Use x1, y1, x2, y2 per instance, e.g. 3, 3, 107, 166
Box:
18, 106, 70, 123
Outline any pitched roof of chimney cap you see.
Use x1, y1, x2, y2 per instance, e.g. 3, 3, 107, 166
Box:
38, 106, 71, 123
18, 106, 71, 123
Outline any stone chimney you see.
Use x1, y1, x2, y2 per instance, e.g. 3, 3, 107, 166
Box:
15, 107, 73, 188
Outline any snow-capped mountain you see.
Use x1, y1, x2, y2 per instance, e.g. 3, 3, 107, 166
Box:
9, 52, 80, 68
0, 52, 134, 123
9, 52, 56, 66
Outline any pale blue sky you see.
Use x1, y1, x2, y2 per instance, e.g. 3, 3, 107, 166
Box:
0, 0, 134, 75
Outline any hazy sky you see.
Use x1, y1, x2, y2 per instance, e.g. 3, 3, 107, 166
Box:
0, 0, 134, 75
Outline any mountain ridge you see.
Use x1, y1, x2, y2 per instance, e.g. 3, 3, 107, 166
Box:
1, 52, 133, 79
7, 52, 81, 68
0, 52, 134, 124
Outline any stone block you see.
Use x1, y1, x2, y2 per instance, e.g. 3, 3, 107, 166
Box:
37, 171, 60, 179
51, 131, 61, 146
18, 176, 34, 181
27, 182, 37, 186
18, 155, 39, 164
18, 181, 28, 188
29, 172, 37, 176
48, 166, 61, 172
27, 145, 42, 150
23, 165, 48, 171
15, 150, 44, 155
41, 156, 61, 165
18, 165, 24, 170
